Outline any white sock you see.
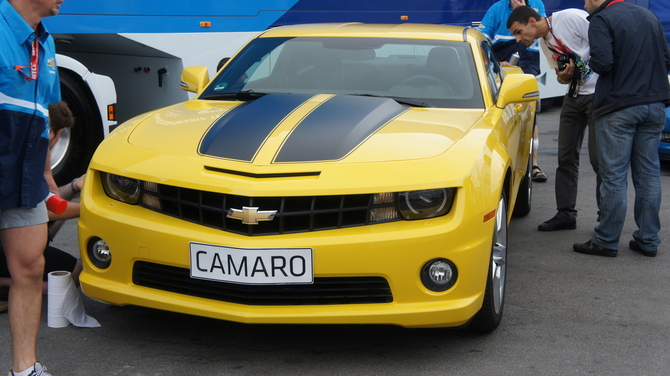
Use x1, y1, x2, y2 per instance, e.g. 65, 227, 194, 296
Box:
12, 366, 34, 376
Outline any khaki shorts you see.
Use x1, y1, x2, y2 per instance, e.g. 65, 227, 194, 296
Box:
0, 201, 49, 229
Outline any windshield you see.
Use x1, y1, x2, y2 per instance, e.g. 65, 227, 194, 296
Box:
201, 37, 484, 109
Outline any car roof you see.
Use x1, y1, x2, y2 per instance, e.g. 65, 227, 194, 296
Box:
259, 22, 478, 43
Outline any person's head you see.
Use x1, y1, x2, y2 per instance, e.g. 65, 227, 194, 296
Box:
8, 0, 63, 29
48, 101, 74, 149
584, 0, 606, 14
507, 6, 544, 47
217, 57, 230, 71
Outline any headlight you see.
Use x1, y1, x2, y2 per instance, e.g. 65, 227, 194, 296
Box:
101, 172, 141, 204
398, 188, 455, 220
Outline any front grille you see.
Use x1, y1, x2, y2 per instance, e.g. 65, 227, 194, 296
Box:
140, 183, 399, 236
133, 261, 394, 305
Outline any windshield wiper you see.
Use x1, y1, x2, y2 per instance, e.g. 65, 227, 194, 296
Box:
200, 90, 267, 101
349, 93, 431, 108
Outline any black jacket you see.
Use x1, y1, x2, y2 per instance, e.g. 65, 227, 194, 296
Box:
587, 0, 670, 118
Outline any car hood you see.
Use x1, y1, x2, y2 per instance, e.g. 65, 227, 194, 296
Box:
127, 93, 483, 166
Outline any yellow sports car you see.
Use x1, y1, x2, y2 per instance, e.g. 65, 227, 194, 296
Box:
79, 23, 538, 332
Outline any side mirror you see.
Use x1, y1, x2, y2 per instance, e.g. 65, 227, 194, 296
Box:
495, 73, 539, 109
180, 66, 209, 94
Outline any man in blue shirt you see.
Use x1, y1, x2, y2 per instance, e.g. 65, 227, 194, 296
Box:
479, 0, 548, 182
0, 0, 62, 375
479, 0, 546, 75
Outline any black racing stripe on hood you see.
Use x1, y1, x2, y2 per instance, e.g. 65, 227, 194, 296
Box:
199, 94, 313, 161
275, 95, 407, 163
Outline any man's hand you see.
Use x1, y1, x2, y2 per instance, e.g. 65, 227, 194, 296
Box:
555, 59, 575, 84
510, 0, 527, 9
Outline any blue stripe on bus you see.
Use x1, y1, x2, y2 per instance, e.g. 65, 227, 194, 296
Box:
43, 0, 299, 33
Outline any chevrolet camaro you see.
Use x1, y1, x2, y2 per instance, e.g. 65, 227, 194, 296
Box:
78, 23, 538, 332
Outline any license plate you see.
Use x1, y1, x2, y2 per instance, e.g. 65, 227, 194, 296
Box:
189, 242, 313, 285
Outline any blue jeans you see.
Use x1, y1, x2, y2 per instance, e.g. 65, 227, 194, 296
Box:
592, 103, 665, 251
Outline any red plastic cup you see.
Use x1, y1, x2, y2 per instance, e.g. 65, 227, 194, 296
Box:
46, 193, 68, 215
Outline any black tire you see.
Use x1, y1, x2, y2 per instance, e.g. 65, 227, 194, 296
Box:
470, 194, 508, 333
51, 69, 103, 185
513, 136, 533, 217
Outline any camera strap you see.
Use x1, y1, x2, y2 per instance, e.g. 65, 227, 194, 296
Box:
544, 18, 572, 56
545, 17, 579, 97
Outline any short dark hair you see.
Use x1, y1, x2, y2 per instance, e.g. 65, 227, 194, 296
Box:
217, 57, 230, 71
48, 101, 75, 133
507, 6, 542, 29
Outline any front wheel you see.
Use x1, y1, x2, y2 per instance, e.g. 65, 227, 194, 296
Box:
470, 194, 508, 333
51, 69, 103, 185
513, 132, 533, 217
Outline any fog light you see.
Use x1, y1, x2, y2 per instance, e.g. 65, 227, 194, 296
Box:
88, 238, 112, 269
421, 259, 457, 292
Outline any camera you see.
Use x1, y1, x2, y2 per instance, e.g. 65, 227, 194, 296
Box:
557, 54, 571, 71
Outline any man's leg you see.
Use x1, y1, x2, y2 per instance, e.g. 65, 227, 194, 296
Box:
592, 107, 638, 250
630, 103, 665, 250
554, 96, 587, 220
1, 222, 48, 372
583, 95, 601, 212
531, 124, 547, 181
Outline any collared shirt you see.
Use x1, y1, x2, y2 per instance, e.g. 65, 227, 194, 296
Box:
1, 0, 60, 209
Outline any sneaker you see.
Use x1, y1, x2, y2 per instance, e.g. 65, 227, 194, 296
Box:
538, 216, 576, 231
629, 240, 657, 257
9, 362, 51, 376
531, 165, 548, 182
573, 240, 617, 257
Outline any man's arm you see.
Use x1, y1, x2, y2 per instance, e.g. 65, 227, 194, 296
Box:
478, 1, 502, 40
588, 16, 614, 75
44, 152, 58, 194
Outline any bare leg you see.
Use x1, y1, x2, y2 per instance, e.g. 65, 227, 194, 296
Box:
1, 223, 47, 372
532, 125, 540, 167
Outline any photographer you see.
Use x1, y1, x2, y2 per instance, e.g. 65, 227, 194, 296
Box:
508, 6, 601, 232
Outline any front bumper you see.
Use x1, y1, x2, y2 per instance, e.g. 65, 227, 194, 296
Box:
79, 173, 495, 328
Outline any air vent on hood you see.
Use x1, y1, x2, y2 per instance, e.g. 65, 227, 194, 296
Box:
204, 166, 321, 178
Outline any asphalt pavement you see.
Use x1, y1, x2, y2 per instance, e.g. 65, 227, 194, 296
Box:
2, 101, 670, 375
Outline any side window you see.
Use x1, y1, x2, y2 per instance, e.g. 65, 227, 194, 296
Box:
480, 42, 504, 102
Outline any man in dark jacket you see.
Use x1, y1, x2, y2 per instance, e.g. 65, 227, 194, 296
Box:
573, 0, 670, 257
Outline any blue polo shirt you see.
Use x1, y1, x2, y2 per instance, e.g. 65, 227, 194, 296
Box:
0, 0, 61, 209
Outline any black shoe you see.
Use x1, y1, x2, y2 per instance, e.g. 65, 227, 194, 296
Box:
573, 240, 617, 257
629, 240, 657, 257
538, 216, 576, 231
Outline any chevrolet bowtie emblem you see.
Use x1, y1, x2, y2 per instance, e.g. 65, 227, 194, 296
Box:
227, 206, 277, 225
